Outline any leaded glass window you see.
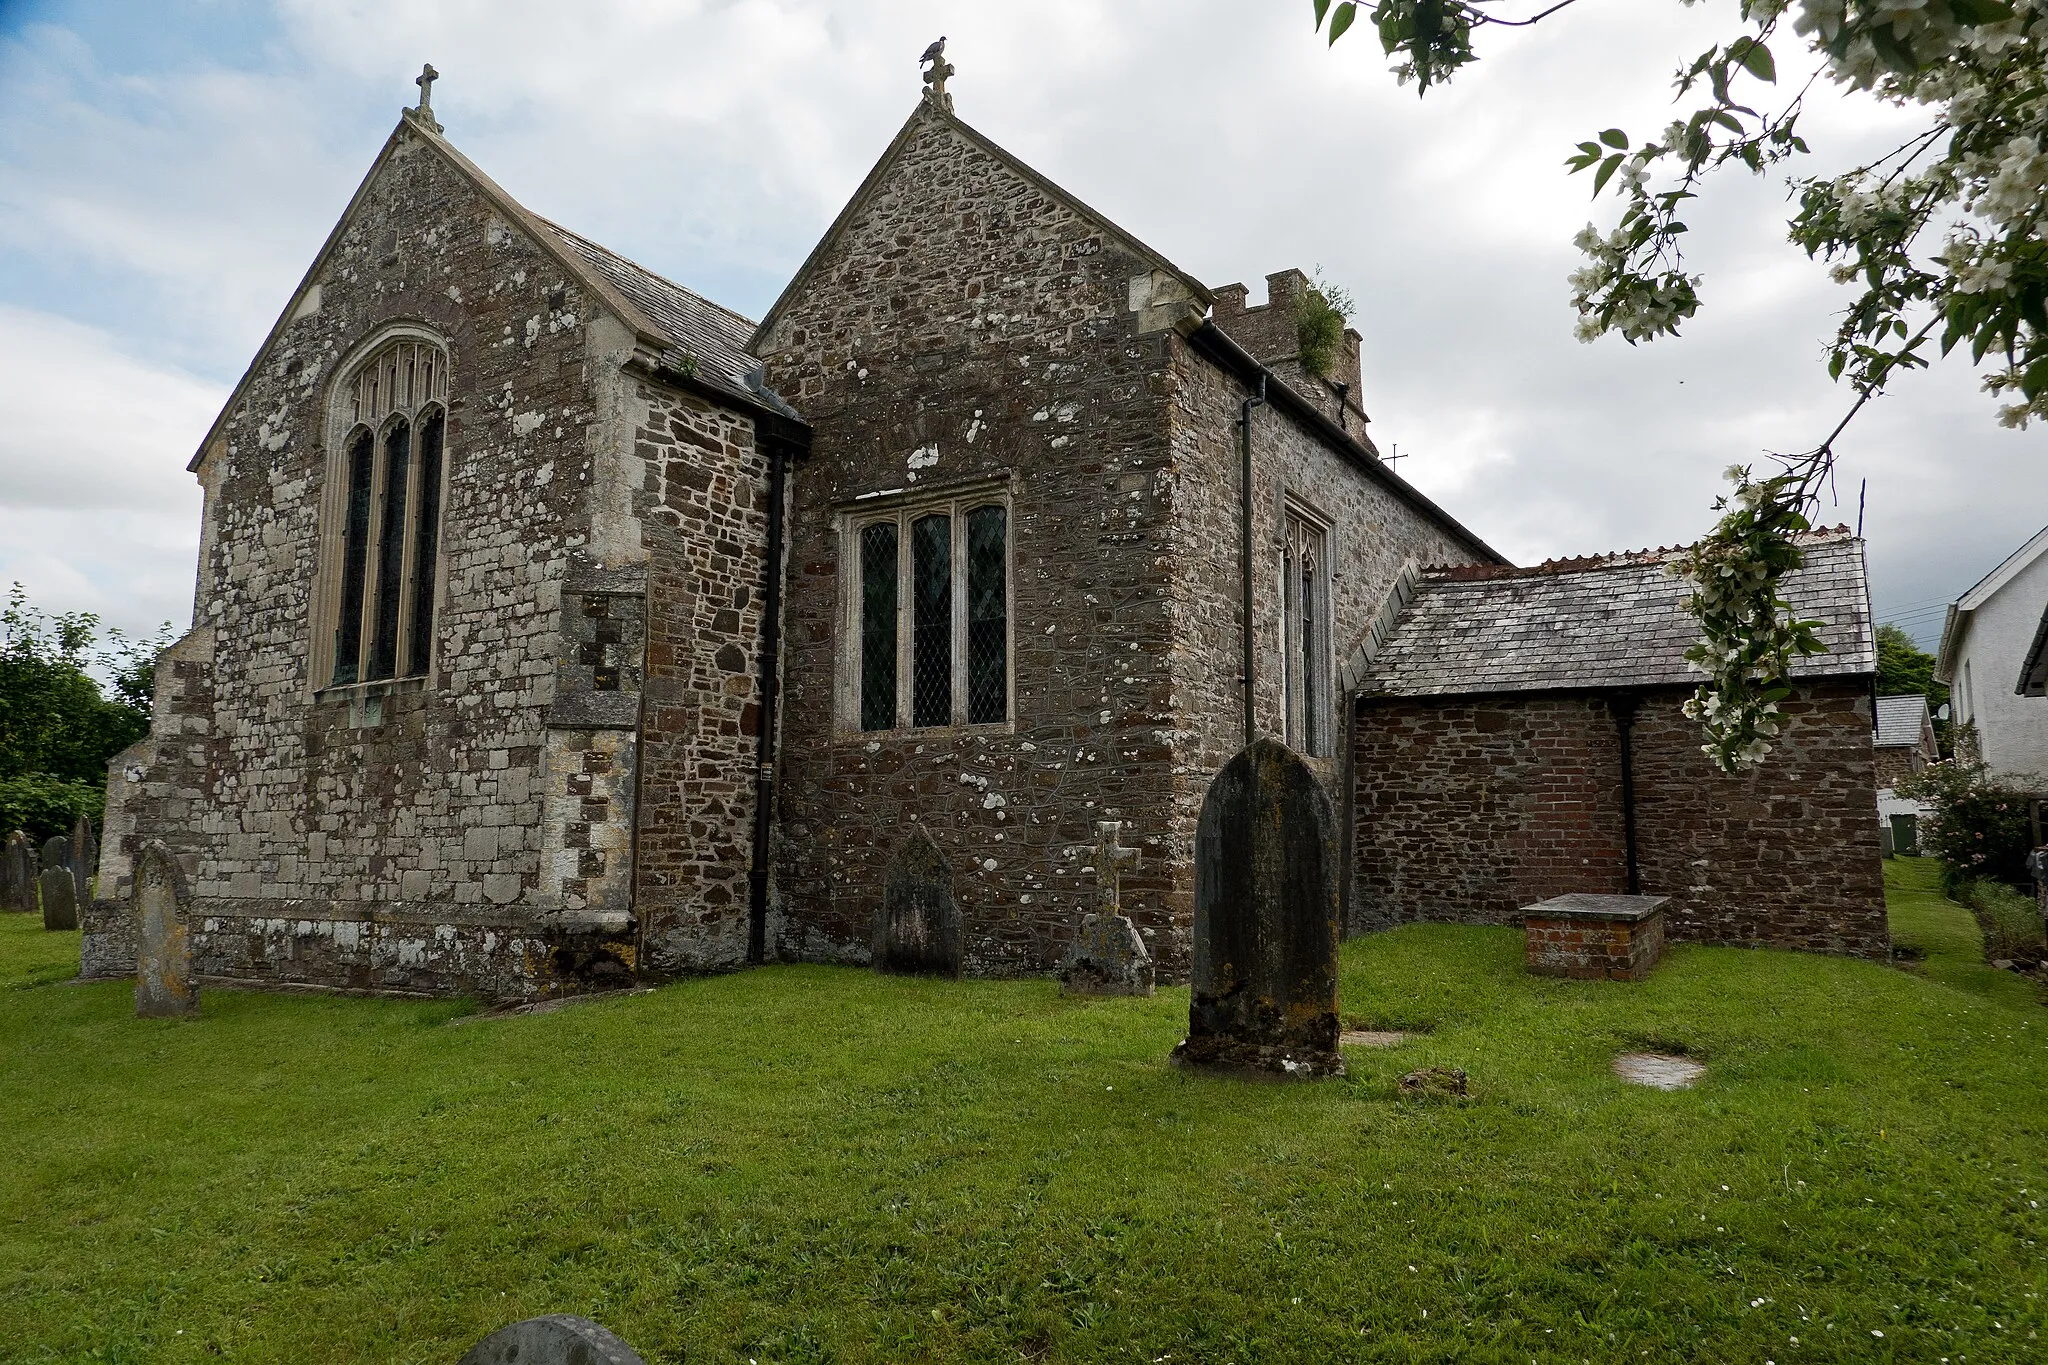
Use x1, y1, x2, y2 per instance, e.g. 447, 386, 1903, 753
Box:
846, 488, 1010, 731
966, 505, 1006, 725
860, 522, 899, 731
325, 334, 450, 688
1282, 511, 1330, 756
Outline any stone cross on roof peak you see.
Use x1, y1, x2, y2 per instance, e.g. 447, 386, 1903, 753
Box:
919, 37, 955, 112
409, 62, 443, 134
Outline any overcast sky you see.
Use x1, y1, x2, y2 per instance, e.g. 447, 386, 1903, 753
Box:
0, 0, 2039, 649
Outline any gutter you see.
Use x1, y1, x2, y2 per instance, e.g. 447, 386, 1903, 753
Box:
746, 415, 808, 965
1608, 693, 1642, 895
1184, 322, 1506, 568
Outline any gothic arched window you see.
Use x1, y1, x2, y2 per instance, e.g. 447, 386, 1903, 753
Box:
321, 334, 449, 688
1282, 508, 1331, 756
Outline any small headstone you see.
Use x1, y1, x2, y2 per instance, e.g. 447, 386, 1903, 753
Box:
1, 830, 34, 913
459, 1315, 646, 1365
1613, 1052, 1705, 1090
41, 834, 70, 881
1061, 820, 1154, 997
874, 825, 961, 977
39, 865, 77, 931
69, 816, 96, 904
134, 842, 197, 1018
1172, 738, 1343, 1080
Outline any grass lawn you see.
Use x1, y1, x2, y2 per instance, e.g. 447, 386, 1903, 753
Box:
2, 859, 2043, 1363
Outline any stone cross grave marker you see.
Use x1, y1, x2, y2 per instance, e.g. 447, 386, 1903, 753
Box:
1060, 820, 1155, 997
134, 841, 198, 1018
38, 836, 77, 932
1, 830, 34, 913
874, 825, 962, 977
1171, 737, 1343, 1080
69, 816, 96, 905
459, 1315, 645, 1365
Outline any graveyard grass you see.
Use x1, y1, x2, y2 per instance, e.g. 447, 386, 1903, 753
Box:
2, 860, 2043, 1364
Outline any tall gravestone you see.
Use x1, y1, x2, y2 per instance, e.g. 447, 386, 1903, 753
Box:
134, 841, 198, 1018
874, 825, 962, 977
1171, 738, 1343, 1080
69, 816, 97, 904
1, 831, 33, 913
39, 834, 78, 932
1061, 821, 1154, 997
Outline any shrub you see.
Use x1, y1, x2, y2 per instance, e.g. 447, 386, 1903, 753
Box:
1893, 756, 2034, 893
0, 773, 104, 843
1295, 272, 1354, 379
1958, 879, 2046, 964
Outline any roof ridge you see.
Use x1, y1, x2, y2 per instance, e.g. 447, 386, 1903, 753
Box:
1421, 526, 1858, 584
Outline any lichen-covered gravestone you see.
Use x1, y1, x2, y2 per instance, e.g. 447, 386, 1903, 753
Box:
1171, 738, 1343, 1080
459, 1315, 645, 1365
133, 842, 198, 1018
1, 831, 34, 913
38, 836, 78, 931
69, 816, 97, 904
874, 825, 962, 976
1061, 820, 1154, 996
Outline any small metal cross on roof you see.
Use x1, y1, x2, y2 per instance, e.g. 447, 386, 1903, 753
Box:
1094, 820, 1140, 918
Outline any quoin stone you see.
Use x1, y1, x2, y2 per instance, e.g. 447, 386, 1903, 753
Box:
39, 864, 77, 932
1060, 821, 1154, 996
874, 826, 962, 976
1173, 738, 1343, 1080
134, 842, 198, 1019
458, 1315, 645, 1365
1, 831, 34, 913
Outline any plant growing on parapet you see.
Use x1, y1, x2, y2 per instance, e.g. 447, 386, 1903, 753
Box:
1296, 272, 1356, 378
1314, 0, 2048, 771
1895, 750, 2038, 892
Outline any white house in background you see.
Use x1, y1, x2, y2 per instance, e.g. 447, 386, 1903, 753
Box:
1874, 693, 1939, 854
1937, 524, 2048, 792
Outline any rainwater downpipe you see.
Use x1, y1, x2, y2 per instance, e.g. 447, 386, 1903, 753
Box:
1240, 373, 1267, 747
1611, 693, 1642, 895
746, 436, 790, 965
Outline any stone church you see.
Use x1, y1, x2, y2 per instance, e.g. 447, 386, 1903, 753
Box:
81, 66, 1887, 998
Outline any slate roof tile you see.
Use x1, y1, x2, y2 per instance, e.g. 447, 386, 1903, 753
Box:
1874, 693, 1932, 747
1360, 529, 1873, 697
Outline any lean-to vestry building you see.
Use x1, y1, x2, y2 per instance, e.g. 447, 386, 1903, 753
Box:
83, 69, 1888, 998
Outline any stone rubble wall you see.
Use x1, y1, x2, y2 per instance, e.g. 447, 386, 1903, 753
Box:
758, 108, 1185, 977
88, 121, 748, 1000
1352, 681, 1889, 957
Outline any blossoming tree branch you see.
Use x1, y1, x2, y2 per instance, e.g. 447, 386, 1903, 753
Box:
1315, 0, 2046, 772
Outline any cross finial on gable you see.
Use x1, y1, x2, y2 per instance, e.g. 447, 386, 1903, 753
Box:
409, 62, 444, 134
919, 38, 955, 113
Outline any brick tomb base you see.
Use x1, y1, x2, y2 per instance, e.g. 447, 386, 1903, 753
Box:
1523, 894, 1668, 981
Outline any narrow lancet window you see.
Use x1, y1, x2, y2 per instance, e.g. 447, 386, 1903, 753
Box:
911, 513, 952, 727
966, 505, 1006, 725
408, 408, 444, 673
369, 419, 411, 681
860, 521, 899, 731
332, 429, 375, 686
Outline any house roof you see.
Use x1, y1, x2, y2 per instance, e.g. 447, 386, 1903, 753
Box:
749, 95, 1212, 351
2021, 600, 2048, 698
1874, 693, 1932, 747
188, 109, 792, 470
1355, 528, 1874, 698
1937, 523, 2048, 681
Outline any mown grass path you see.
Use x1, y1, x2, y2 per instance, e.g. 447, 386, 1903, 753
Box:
2, 860, 2043, 1362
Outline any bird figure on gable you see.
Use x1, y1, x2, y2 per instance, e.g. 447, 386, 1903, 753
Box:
919, 37, 946, 69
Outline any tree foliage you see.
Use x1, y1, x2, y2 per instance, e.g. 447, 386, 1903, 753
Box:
1314, 0, 2047, 771
0, 585, 172, 835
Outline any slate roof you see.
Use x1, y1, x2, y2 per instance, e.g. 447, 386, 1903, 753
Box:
1357, 529, 1874, 697
1874, 694, 1932, 748
2022, 600, 2048, 697
540, 219, 795, 417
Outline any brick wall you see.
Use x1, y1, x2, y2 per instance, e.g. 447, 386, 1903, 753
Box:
1353, 682, 1888, 957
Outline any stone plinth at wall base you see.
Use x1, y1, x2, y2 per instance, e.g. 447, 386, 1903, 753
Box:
1168, 1035, 1345, 1082
1523, 893, 1668, 981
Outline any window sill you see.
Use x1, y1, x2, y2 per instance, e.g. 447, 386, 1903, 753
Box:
836, 720, 1016, 744
313, 675, 428, 705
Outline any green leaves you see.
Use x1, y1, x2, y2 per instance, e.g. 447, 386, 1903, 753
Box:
1329, 2, 1358, 44
1592, 154, 1623, 196
1599, 128, 1629, 150
1729, 36, 1775, 84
